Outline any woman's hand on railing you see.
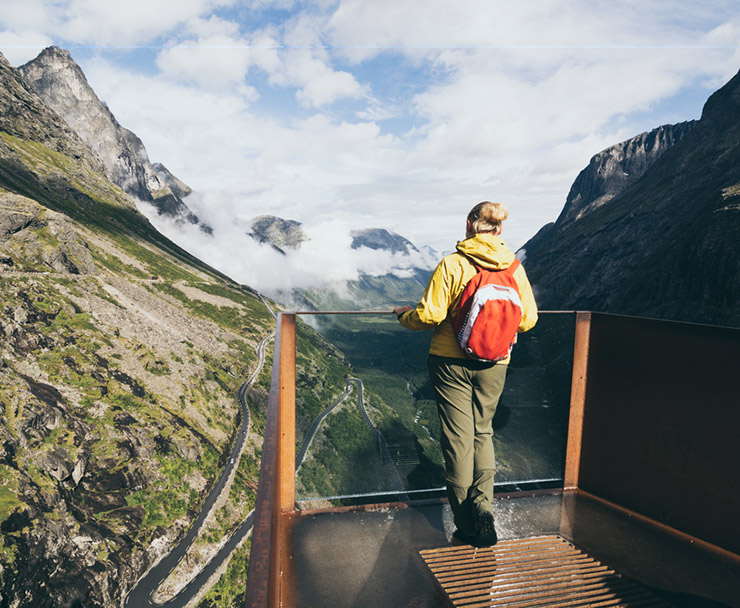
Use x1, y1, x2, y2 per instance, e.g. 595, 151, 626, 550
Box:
393, 305, 414, 319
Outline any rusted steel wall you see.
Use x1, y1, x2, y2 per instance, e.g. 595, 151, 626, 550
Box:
576, 313, 740, 555
245, 313, 296, 608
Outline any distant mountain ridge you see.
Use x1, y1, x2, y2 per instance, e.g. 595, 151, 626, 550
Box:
350, 228, 419, 254
246, 214, 433, 311
17, 46, 210, 233
521, 69, 740, 327
248, 214, 307, 253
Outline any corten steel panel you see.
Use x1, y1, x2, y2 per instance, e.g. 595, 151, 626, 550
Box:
245, 316, 284, 608
277, 313, 296, 513
577, 314, 740, 555
564, 312, 591, 489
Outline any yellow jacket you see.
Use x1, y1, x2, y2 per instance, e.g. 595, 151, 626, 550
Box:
398, 233, 538, 361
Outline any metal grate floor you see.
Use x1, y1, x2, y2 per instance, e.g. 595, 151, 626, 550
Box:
420, 535, 674, 607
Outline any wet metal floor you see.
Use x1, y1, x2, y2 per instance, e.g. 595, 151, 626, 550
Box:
288, 491, 740, 608
420, 535, 672, 607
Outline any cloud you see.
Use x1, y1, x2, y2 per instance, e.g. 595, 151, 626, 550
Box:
2, 0, 740, 264
155, 18, 255, 90
0, 29, 53, 65
292, 52, 365, 107
62, 0, 236, 46
327, 0, 739, 56
135, 192, 432, 297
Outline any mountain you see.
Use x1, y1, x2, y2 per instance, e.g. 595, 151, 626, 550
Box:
522, 121, 696, 260
246, 215, 433, 312
521, 69, 740, 328
153, 162, 193, 199
17, 46, 211, 234
0, 49, 351, 608
248, 214, 307, 254
350, 228, 419, 254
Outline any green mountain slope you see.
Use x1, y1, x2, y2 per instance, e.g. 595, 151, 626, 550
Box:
0, 50, 355, 607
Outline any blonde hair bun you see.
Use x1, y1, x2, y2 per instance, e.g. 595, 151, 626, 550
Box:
467, 201, 508, 235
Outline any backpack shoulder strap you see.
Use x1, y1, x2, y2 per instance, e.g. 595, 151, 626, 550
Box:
504, 258, 521, 274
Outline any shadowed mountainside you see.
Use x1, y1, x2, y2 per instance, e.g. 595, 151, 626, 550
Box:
522, 69, 740, 328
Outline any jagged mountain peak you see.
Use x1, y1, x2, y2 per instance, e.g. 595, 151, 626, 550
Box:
350, 228, 419, 254
17, 46, 210, 232
248, 214, 307, 253
32, 44, 73, 61
0, 50, 109, 181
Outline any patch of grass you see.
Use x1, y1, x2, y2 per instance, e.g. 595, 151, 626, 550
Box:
117, 238, 204, 282
196, 539, 250, 608
188, 282, 273, 323
126, 442, 219, 532
90, 249, 149, 279
0, 465, 22, 525
153, 282, 267, 336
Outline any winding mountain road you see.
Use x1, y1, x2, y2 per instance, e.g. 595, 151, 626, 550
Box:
123, 331, 273, 608
295, 379, 353, 470
295, 377, 408, 500
124, 298, 401, 606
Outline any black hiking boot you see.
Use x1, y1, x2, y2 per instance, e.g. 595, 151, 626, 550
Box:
452, 528, 478, 545
475, 511, 498, 547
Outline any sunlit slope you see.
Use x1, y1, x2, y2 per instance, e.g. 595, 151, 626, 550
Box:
0, 49, 353, 608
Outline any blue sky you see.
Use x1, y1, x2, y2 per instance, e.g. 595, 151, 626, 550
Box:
1, 1, 739, 292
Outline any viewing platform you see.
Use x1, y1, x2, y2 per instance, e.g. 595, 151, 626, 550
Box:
245, 312, 740, 607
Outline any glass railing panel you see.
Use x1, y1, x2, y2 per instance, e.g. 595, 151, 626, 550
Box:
495, 312, 575, 486
293, 312, 575, 505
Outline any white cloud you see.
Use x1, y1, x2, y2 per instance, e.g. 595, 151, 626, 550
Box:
292, 53, 365, 107
0, 29, 53, 64
156, 43, 254, 90
136, 192, 431, 296
2, 0, 740, 278
152, 15, 266, 90
61, 0, 235, 46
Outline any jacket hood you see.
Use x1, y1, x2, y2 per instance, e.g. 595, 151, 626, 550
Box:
456, 233, 517, 270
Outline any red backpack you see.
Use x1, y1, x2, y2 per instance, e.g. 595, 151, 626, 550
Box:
451, 256, 523, 362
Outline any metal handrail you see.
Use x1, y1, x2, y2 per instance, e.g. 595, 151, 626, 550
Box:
246, 311, 740, 608
245, 309, 584, 608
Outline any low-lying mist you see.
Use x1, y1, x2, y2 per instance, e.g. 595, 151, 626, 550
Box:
134, 193, 438, 300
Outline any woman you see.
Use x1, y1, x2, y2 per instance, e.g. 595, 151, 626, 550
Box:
393, 201, 537, 547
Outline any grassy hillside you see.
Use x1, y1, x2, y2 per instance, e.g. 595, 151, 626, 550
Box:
0, 70, 356, 605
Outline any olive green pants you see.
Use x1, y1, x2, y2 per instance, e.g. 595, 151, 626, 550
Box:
428, 355, 508, 535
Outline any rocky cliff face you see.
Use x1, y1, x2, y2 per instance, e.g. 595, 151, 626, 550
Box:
154, 162, 193, 199
0, 45, 356, 607
521, 69, 740, 328
0, 48, 271, 607
0, 191, 272, 607
17, 47, 210, 233
556, 121, 696, 227
0, 52, 108, 183
522, 121, 696, 260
